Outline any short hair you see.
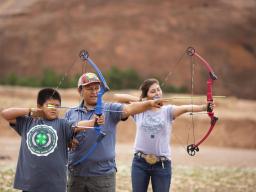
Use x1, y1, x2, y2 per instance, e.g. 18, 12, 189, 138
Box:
37, 88, 61, 106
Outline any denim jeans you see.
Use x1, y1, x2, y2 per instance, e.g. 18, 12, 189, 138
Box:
131, 156, 172, 192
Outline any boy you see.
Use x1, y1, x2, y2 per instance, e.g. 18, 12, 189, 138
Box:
1, 88, 102, 192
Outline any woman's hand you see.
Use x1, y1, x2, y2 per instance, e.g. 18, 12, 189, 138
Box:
150, 98, 168, 108
206, 101, 215, 112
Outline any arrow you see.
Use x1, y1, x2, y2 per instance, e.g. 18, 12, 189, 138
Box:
162, 96, 226, 100
46, 104, 123, 113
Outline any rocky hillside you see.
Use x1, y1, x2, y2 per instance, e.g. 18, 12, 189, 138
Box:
0, 0, 255, 99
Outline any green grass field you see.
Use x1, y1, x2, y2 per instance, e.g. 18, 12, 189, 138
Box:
1, 165, 255, 192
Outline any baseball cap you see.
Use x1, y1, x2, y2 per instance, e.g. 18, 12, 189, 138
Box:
77, 72, 100, 88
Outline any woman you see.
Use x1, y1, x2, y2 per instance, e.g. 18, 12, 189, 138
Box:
131, 78, 213, 192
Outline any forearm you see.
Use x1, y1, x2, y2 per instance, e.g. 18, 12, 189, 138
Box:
74, 119, 95, 133
1, 108, 30, 121
77, 119, 95, 127
173, 104, 207, 118
186, 104, 207, 113
123, 100, 152, 116
112, 94, 139, 104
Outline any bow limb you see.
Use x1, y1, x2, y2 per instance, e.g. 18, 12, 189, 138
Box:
79, 50, 109, 134
79, 50, 110, 92
186, 47, 219, 156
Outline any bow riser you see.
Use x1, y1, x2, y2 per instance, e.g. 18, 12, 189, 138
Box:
207, 79, 214, 111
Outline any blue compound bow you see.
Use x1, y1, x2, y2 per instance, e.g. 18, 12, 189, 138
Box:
69, 50, 110, 167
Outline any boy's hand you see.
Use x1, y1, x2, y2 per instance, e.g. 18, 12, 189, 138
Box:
30, 108, 44, 118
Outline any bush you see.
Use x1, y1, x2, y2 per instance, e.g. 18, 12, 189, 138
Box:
105, 66, 141, 90
0, 68, 187, 93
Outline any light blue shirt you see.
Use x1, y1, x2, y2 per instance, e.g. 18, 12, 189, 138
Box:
65, 101, 124, 176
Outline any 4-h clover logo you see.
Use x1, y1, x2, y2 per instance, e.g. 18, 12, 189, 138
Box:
36, 133, 48, 145
27, 125, 58, 156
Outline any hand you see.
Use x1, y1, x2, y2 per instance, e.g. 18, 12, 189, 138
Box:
29, 108, 44, 118
206, 101, 215, 111
68, 137, 79, 150
93, 115, 105, 125
150, 98, 167, 108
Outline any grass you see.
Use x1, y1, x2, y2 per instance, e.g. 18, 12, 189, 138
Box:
171, 166, 256, 192
1, 165, 255, 192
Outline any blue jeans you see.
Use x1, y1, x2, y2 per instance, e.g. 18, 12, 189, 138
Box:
131, 156, 172, 192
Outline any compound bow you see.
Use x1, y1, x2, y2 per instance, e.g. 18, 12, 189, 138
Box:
69, 50, 110, 167
185, 47, 219, 156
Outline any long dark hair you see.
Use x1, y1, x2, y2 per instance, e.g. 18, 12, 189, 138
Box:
139, 78, 159, 100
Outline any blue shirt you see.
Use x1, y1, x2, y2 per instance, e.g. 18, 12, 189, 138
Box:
65, 101, 124, 176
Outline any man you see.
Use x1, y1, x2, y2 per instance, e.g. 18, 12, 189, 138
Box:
65, 72, 164, 192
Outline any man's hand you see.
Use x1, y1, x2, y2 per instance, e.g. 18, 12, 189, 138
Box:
93, 115, 105, 125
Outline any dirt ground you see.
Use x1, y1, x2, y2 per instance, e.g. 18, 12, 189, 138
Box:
1, 136, 256, 170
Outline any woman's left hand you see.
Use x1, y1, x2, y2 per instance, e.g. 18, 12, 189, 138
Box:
206, 101, 215, 111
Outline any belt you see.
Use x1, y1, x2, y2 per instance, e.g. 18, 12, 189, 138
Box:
134, 151, 168, 165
